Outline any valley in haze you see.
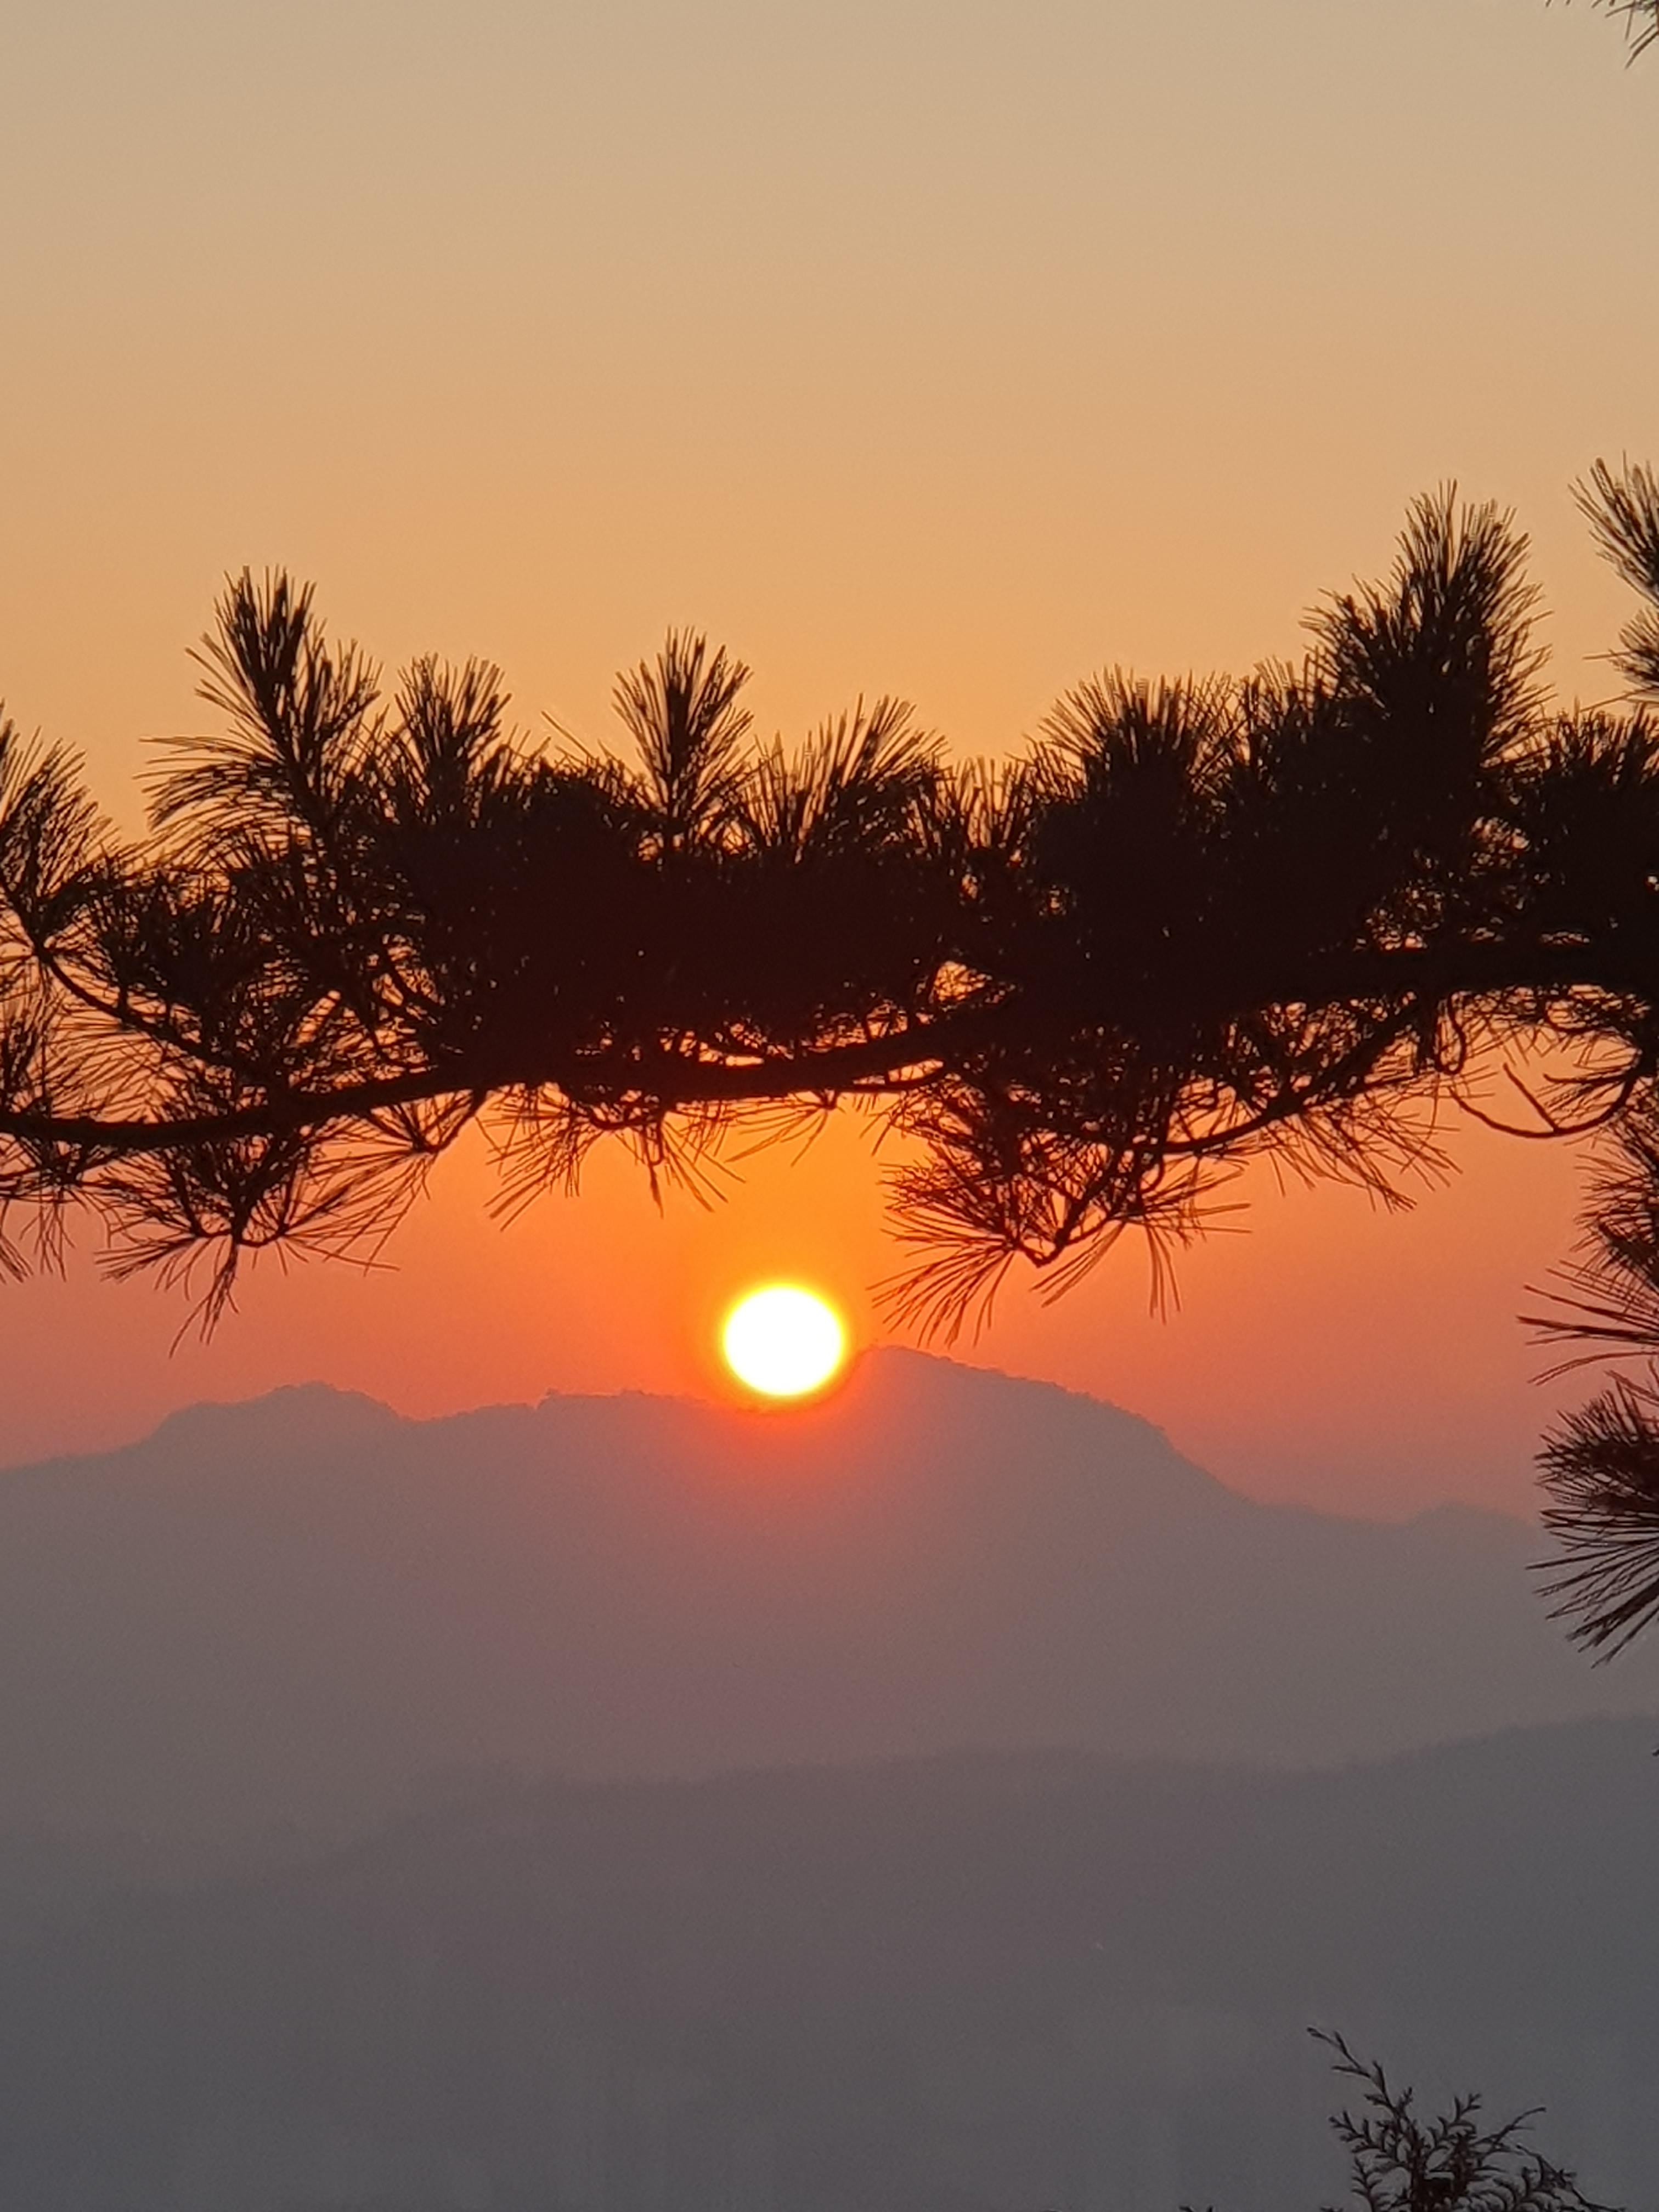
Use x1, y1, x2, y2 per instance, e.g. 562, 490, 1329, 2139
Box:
3, 1724, 1656, 2212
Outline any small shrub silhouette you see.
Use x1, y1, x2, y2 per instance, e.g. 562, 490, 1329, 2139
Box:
1183, 2032, 1619, 2212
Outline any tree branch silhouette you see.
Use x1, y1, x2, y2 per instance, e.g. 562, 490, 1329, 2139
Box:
6, 466, 1659, 1624
0, 479, 1654, 1335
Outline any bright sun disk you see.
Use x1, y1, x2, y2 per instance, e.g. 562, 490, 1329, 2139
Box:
721, 1285, 848, 1400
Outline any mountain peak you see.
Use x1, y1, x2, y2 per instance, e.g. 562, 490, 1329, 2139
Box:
142, 1380, 407, 1453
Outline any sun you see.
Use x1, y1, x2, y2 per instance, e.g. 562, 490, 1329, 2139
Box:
721, 1284, 848, 1401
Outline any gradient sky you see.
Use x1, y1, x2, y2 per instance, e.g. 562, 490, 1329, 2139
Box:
0, 0, 1654, 1511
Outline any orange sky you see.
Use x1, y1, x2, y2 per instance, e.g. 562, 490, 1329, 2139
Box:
0, 0, 1654, 1511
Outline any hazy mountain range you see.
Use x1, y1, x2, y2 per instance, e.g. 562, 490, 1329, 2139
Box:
3, 1351, 1658, 2209
0, 1348, 1654, 1846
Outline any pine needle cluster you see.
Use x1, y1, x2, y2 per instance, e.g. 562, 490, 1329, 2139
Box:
2, 467, 1659, 1624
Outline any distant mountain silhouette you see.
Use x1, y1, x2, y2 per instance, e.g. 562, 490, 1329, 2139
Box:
1, 1350, 1655, 1843
2, 1719, 1656, 2211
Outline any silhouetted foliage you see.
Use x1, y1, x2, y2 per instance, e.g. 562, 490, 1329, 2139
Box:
1316, 2032, 1617, 2212
1186, 2033, 1618, 2212
1565, 0, 1659, 58
1594, 0, 1659, 59
5, 458, 1659, 1624
1530, 1091, 1659, 1654
1313, 2032, 1614, 2212
0, 470, 1657, 1384
0, 477, 1650, 1323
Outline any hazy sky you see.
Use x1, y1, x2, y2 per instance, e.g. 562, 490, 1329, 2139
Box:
0, 0, 1654, 1510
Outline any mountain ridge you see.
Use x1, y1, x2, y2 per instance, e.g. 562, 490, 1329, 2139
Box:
15, 1351, 1546, 1539
0, 1348, 1648, 1843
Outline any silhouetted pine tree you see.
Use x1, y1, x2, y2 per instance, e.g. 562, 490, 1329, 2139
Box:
0, 477, 1645, 1317
5, 469, 1659, 1629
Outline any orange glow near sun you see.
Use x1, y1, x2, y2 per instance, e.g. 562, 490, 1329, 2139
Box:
721, 1285, 848, 1401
